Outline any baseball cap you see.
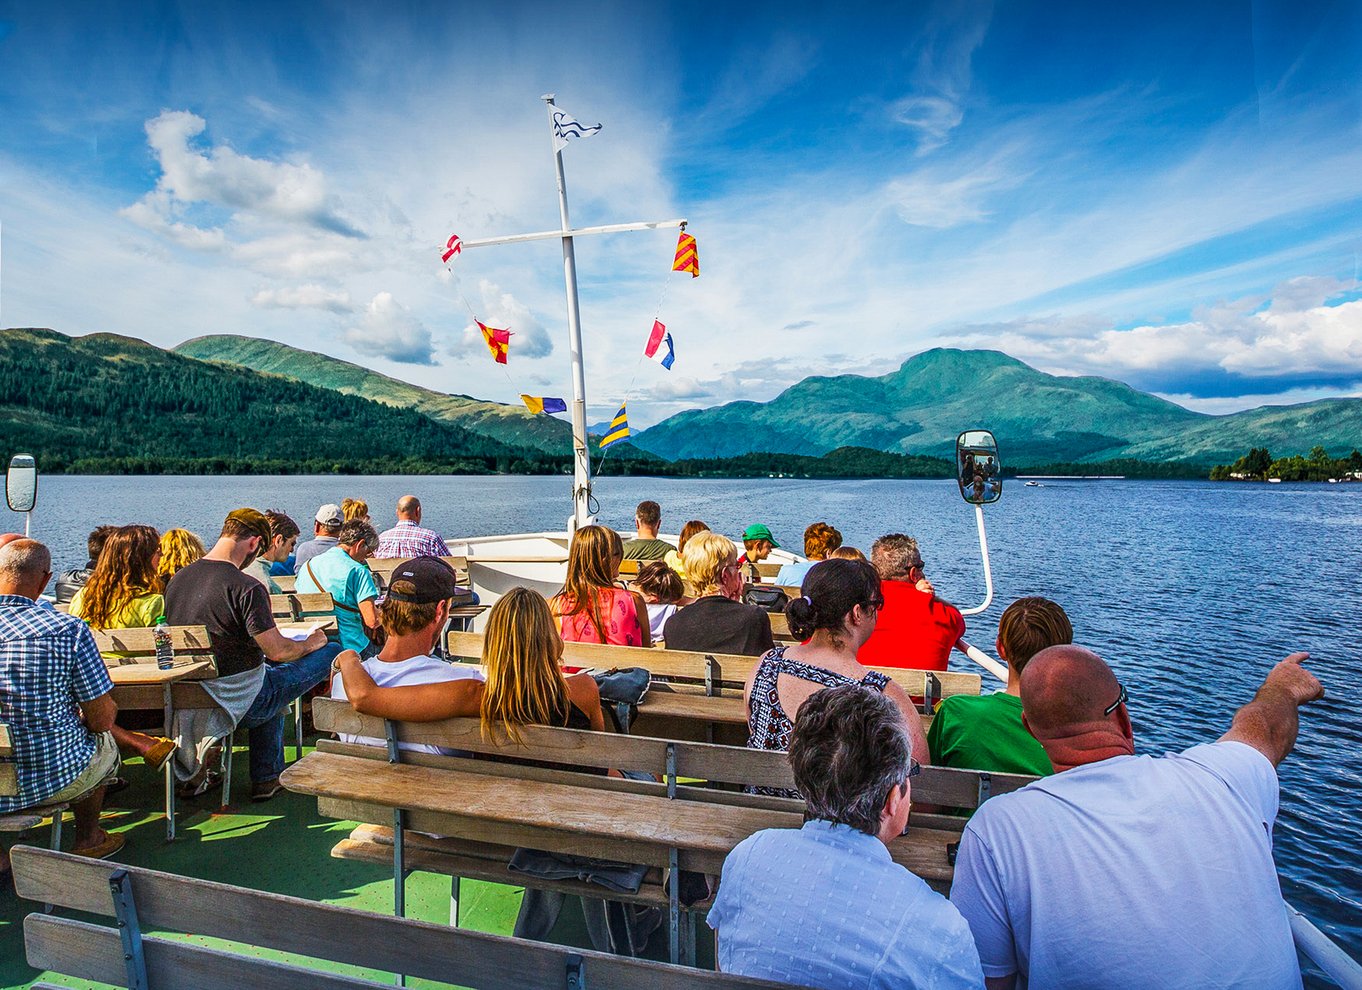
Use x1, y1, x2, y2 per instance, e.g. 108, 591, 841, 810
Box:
315, 503, 344, 526
742, 523, 780, 548
385, 556, 461, 604
226, 508, 271, 544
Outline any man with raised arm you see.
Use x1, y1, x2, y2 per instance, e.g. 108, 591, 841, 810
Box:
376, 495, 450, 560
620, 500, 673, 561
950, 645, 1320, 990
165, 509, 343, 802
0, 539, 124, 873
708, 683, 983, 989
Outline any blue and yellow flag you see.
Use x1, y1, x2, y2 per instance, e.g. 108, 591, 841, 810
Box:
600, 404, 630, 449
521, 395, 567, 415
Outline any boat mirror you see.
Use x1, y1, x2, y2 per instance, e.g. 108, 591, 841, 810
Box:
6, 454, 37, 513
956, 431, 1001, 505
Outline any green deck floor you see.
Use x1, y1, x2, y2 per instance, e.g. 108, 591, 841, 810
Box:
2, 742, 706, 988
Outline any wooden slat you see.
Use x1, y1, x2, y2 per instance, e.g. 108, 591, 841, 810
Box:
0, 764, 19, 799
25, 915, 392, 990
268, 592, 335, 617
111, 681, 221, 712
92, 625, 213, 656
444, 631, 981, 700
15, 849, 791, 990
0, 722, 12, 757
273, 574, 296, 593
104, 659, 217, 684
368, 556, 468, 578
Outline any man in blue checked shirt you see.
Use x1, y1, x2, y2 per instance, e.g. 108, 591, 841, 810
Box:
0, 538, 124, 878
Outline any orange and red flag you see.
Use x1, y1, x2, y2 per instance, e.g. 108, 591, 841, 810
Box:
672, 231, 699, 278
477, 321, 511, 364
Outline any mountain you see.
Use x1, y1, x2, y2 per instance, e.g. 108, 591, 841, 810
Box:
630, 348, 1362, 466
174, 334, 576, 455
0, 329, 560, 473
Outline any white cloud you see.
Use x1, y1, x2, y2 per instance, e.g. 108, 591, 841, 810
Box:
451, 279, 554, 361
1155, 384, 1362, 415
252, 285, 353, 313
343, 292, 436, 366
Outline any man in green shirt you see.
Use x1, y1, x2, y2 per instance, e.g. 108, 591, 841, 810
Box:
927, 597, 1072, 778
621, 500, 675, 561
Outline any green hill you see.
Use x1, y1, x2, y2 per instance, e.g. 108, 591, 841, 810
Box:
0, 329, 562, 474
175, 334, 578, 456
631, 348, 1362, 466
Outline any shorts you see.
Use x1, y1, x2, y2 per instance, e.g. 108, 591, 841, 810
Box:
40, 731, 121, 807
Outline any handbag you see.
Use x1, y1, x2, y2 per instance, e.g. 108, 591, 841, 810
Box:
744, 585, 790, 613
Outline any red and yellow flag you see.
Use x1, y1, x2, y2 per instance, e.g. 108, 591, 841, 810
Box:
672, 231, 699, 278
477, 321, 511, 364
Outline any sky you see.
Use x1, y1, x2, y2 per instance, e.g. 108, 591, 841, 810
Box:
2, 0, 1361, 427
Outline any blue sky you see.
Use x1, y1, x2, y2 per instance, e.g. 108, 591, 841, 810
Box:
2, 0, 1361, 425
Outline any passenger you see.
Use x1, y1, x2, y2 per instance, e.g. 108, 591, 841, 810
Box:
296, 520, 381, 658
744, 559, 928, 798
858, 534, 965, 672
664, 532, 774, 656
0, 539, 126, 869
54, 524, 117, 606
928, 597, 1071, 777
551, 525, 649, 647
737, 523, 779, 583
827, 545, 866, 562
329, 557, 481, 755
164, 509, 342, 801
156, 528, 205, 588
633, 560, 685, 642
375, 495, 450, 559
341, 497, 370, 524
774, 522, 843, 586
709, 683, 983, 989
951, 646, 1320, 989
68, 525, 178, 775
294, 503, 344, 572
243, 509, 299, 594
663, 519, 709, 592
620, 500, 674, 561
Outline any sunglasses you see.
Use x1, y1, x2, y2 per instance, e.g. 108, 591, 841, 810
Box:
1103, 683, 1128, 717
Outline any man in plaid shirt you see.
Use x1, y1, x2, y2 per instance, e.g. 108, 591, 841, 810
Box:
375, 495, 450, 559
0, 538, 124, 877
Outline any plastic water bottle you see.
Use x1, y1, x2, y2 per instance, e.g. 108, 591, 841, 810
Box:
154, 616, 174, 670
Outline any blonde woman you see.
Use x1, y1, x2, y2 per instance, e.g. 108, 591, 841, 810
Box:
551, 525, 649, 648
341, 498, 370, 524
663, 519, 709, 591
663, 531, 774, 656
157, 529, 205, 589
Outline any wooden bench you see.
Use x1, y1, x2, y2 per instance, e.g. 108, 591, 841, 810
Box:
12, 845, 797, 990
442, 632, 979, 742
297, 699, 1031, 964
368, 555, 469, 584
268, 591, 337, 627
1, 724, 69, 881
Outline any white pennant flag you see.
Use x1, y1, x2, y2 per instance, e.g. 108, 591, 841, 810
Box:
551, 106, 602, 152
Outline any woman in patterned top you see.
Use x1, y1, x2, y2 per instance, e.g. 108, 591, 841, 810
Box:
744, 558, 929, 796
550, 525, 650, 647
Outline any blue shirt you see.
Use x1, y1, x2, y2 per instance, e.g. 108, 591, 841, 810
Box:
708, 819, 983, 990
297, 546, 379, 652
0, 594, 114, 812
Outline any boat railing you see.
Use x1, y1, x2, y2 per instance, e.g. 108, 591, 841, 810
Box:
1288, 900, 1362, 989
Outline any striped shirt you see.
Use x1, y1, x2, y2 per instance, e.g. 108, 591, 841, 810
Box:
375, 521, 450, 560
0, 594, 114, 812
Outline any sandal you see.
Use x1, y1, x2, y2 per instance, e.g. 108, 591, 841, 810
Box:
143, 737, 177, 773
175, 769, 222, 800
73, 830, 126, 860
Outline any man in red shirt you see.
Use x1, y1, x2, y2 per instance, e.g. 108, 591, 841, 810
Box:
857, 533, 965, 671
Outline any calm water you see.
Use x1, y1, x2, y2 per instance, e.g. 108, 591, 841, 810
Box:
5, 475, 1360, 968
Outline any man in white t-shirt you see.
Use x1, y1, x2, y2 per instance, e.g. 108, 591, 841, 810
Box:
330, 556, 481, 755
950, 644, 1322, 990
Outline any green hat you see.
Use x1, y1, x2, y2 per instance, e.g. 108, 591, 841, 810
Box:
742, 523, 780, 548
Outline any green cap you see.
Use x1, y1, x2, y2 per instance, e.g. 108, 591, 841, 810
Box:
742, 524, 780, 548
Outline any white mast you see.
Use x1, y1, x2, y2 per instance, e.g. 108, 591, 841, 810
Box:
460, 95, 687, 533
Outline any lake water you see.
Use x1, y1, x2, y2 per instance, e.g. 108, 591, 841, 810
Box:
5, 474, 1360, 971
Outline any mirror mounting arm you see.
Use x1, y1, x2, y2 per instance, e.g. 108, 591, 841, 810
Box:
959, 501, 994, 617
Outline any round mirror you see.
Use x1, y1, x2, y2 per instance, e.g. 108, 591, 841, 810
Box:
6, 454, 37, 513
956, 431, 1001, 505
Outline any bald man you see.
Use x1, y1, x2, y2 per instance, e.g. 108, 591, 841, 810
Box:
950, 645, 1321, 990
376, 495, 450, 560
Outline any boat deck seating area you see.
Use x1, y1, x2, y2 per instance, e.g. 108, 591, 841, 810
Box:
292, 699, 1033, 966
12, 846, 797, 990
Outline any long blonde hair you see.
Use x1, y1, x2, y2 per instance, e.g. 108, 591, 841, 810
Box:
79, 525, 161, 629
158, 529, 205, 586
480, 587, 570, 743
552, 525, 622, 642
342, 498, 370, 523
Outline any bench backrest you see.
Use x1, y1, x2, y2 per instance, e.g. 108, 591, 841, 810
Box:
368, 556, 468, 581
91, 625, 215, 661
0, 722, 15, 795
444, 631, 981, 704
268, 592, 335, 620
313, 698, 1028, 811
12, 846, 793, 990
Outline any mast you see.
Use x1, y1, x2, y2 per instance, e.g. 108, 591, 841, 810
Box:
542, 94, 594, 532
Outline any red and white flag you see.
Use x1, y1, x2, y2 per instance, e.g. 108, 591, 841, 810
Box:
441, 233, 463, 264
